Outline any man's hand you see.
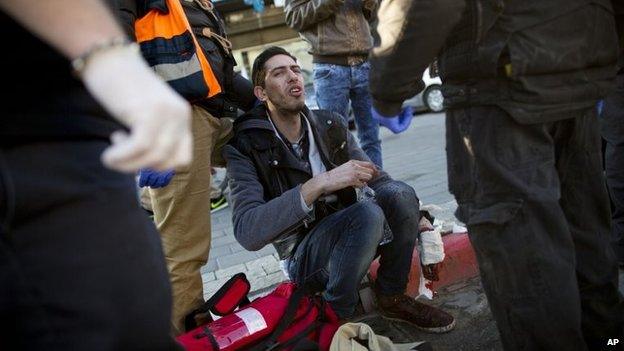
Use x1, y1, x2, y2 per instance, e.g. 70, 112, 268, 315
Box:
138, 168, 175, 188
372, 106, 413, 134
80, 43, 193, 173
324, 160, 378, 191
301, 160, 378, 205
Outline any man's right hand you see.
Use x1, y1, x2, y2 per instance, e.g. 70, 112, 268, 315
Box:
301, 160, 377, 205
323, 160, 377, 192
80, 42, 193, 173
372, 106, 413, 134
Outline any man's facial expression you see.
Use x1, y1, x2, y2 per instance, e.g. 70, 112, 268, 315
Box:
260, 55, 305, 113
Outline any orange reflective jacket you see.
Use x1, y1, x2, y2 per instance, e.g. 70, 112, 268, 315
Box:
134, 0, 222, 100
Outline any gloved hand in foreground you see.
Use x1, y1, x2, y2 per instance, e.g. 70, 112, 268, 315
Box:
138, 168, 176, 188
79, 41, 192, 173
371, 106, 414, 134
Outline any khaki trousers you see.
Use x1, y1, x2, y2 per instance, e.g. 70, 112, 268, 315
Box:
141, 106, 232, 335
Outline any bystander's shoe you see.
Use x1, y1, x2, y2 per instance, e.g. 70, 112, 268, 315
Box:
375, 290, 456, 333
210, 195, 228, 213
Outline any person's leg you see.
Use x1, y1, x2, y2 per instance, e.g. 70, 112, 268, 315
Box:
350, 61, 382, 168
373, 180, 419, 294
0, 235, 24, 350
209, 117, 233, 210
149, 106, 219, 334
210, 116, 233, 168
209, 172, 222, 200
288, 201, 385, 318
140, 186, 154, 212
313, 63, 351, 121
446, 106, 587, 350
371, 180, 455, 333
0, 141, 179, 350
0, 169, 31, 350
602, 73, 624, 265
556, 108, 624, 349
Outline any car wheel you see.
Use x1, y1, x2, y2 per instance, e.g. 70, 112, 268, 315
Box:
423, 84, 444, 112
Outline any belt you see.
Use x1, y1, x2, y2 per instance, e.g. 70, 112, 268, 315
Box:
312, 54, 368, 66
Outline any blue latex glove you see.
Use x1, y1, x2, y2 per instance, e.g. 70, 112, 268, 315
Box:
371, 106, 414, 134
138, 168, 175, 188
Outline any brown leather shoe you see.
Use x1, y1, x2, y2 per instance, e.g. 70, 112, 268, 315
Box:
376, 293, 456, 333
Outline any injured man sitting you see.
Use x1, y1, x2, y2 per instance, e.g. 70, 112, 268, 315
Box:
223, 46, 455, 333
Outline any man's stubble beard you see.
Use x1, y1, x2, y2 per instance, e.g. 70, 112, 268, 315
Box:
276, 99, 306, 116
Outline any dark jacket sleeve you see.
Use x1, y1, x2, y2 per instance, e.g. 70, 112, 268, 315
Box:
113, 0, 140, 40
224, 144, 314, 251
232, 72, 256, 112
369, 0, 465, 116
284, 0, 345, 31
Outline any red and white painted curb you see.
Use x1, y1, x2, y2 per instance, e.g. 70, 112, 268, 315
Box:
369, 232, 479, 298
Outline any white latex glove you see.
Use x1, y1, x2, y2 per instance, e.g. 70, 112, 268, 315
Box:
80, 44, 192, 173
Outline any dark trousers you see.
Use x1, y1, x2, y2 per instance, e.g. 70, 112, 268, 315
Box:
288, 180, 419, 318
0, 141, 180, 350
446, 106, 623, 350
602, 73, 624, 264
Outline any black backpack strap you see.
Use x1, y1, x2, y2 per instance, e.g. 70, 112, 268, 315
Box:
248, 286, 306, 351
184, 273, 250, 331
193, 326, 220, 350
290, 338, 321, 351
249, 288, 327, 351
270, 298, 325, 351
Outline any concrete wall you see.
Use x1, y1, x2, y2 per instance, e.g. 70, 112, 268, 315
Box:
220, 4, 315, 78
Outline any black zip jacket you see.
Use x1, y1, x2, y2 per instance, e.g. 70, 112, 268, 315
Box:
223, 104, 392, 259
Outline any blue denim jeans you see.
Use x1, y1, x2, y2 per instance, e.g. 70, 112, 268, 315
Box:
288, 181, 419, 318
313, 62, 383, 168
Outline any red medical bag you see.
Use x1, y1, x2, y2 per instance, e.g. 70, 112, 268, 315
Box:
177, 273, 339, 351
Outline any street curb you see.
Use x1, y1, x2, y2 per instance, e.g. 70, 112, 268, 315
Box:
368, 232, 479, 298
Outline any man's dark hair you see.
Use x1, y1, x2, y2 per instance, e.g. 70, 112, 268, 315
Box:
252, 46, 298, 88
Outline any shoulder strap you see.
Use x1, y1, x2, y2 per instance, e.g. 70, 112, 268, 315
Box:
274, 299, 325, 351
247, 286, 305, 351
184, 272, 251, 331
190, 0, 237, 102
193, 326, 221, 350
249, 287, 325, 351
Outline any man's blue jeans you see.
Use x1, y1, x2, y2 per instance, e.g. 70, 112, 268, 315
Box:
313, 62, 383, 168
288, 181, 419, 318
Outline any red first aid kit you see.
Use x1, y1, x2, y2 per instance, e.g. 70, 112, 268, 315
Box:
177, 273, 339, 351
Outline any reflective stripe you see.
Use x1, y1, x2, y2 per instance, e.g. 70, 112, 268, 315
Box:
152, 52, 202, 81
